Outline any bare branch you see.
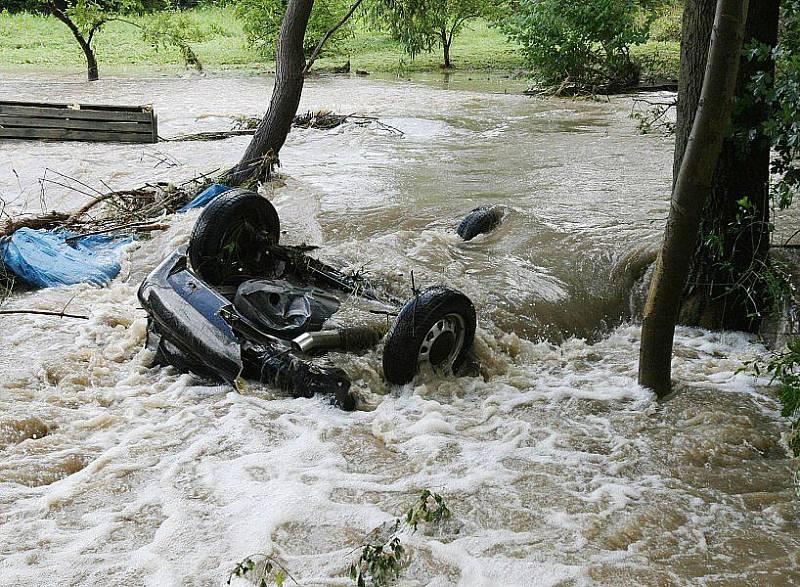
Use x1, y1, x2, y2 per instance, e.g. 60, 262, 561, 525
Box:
303, 0, 364, 76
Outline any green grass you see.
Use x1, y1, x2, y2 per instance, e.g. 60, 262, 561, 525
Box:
0, 8, 526, 75
0, 8, 261, 71
0, 8, 679, 78
0, 7, 680, 80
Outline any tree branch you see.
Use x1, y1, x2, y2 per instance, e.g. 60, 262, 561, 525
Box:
86, 18, 107, 45
47, 2, 89, 48
302, 0, 363, 76
449, 14, 475, 43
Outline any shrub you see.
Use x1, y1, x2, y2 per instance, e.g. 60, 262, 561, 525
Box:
649, 2, 682, 42
501, 0, 653, 92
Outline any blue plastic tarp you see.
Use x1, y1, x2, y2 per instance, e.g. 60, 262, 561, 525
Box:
0, 228, 133, 288
178, 183, 231, 212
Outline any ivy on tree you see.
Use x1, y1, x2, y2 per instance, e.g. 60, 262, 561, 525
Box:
368, 0, 496, 69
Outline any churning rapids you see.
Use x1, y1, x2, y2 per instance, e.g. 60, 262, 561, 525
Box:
0, 72, 798, 586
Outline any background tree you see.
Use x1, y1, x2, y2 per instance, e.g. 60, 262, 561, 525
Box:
675, 0, 781, 332
43, 0, 158, 81
235, 0, 352, 58
501, 0, 654, 93
639, 0, 749, 396
141, 9, 204, 71
369, 0, 494, 68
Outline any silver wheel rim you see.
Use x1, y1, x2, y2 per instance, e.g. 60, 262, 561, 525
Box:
417, 313, 466, 375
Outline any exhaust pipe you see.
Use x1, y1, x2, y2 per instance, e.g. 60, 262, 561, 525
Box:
292, 325, 389, 353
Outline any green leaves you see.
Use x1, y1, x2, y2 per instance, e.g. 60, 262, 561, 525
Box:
405, 489, 451, 530
55, 0, 159, 35
748, 336, 800, 458
348, 490, 452, 586
501, 0, 651, 91
747, 1, 800, 210
228, 491, 452, 586
235, 0, 354, 58
228, 555, 296, 587
368, 0, 496, 65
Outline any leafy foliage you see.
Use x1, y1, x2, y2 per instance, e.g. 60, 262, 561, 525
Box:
740, 0, 800, 462
744, 0, 800, 210
745, 338, 800, 457
235, 0, 353, 58
228, 554, 292, 587
38, 0, 197, 79
141, 9, 203, 68
349, 490, 452, 586
226, 491, 452, 587
501, 0, 654, 91
696, 196, 792, 321
49, 0, 160, 35
368, 0, 497, 67
648, 1, 682, 43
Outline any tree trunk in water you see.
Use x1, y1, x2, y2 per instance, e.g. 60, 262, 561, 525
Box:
49, 3, 100, 81
84, 45, 99, 82
638, 0, 749, 397
226, 0, 314, 187
443, 38, 452, 69
675, 0, 780, 331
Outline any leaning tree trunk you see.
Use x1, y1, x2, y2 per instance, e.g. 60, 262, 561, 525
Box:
674, 0, 780, 331
639, 0, 749, 397
49, 4, 99, 81
226, 0, 314, 187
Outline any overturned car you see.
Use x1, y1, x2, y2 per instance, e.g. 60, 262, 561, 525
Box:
138, 189, 477, 410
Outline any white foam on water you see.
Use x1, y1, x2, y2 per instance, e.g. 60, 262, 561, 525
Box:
1, 74, 798, 586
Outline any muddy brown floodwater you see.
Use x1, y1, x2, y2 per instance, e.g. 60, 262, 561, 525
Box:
0, 71, 797, 586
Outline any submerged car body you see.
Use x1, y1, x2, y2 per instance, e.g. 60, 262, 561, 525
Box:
138, 189, 477, 409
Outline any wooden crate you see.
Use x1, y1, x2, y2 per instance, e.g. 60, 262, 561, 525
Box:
0, 100, 158, 143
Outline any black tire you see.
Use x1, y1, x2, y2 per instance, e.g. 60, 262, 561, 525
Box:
383, 286, 476, 385
188, 189, 280, 284
457, 206, 503, 241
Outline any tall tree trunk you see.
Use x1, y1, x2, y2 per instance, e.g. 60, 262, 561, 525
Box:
675, 0, 780, 331
442, 31, 452, 69
672, 0, 717, 184
226, 0, 315, 187
639, 0, 749, 397
49, 3, 100, 81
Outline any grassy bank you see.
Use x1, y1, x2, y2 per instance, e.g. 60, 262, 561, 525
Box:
0, 8, 524, 75
0, 6, 679, 79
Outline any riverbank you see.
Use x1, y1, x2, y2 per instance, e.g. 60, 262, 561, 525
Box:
0, 7, 679, 80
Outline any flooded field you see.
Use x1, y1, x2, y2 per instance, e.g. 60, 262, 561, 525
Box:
0, 71, 797, 586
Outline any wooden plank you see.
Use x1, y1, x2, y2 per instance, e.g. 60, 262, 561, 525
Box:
0, 100, 151, 113
0, 127, 156, 143
0, 115, 154, 133
0, 104, 153, 123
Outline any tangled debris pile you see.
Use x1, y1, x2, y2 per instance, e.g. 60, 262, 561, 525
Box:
1, 170, 215, 240
165, 110, 403, 142
0, 169, 220, 289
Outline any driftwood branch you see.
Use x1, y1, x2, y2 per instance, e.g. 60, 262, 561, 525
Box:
0, 309, 89, 319
64, 221, 169, 242
302, 0, 363, 76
